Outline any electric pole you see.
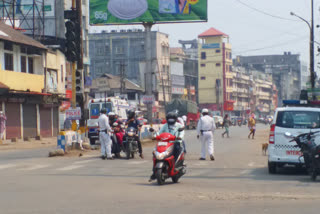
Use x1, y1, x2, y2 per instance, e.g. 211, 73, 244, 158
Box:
120, 61, 126, 95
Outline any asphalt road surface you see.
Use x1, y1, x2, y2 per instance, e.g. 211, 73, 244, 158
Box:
0, 124, 319, 214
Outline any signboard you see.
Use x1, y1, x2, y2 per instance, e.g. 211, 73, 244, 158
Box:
66, 107, 82, 120
0, 0, 55, 17
202, 43, 220, 49
172, 87, 184, 94
90, 0, 207, 25
142, 95, 155, 104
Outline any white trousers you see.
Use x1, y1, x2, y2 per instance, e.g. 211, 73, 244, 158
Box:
200, 131, 214, 159
100, 132, 112, 158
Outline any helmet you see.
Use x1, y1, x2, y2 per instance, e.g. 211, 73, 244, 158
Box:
202, 108, 209, 114
166, 111, 177, 125
100, 108, 107, 114
127, 109, 135, 120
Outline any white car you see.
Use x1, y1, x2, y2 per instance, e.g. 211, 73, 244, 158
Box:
268, 106, 320, 174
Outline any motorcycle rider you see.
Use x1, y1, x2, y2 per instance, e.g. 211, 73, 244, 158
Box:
98, 108, 113, 160
174, 110, 187, 154
149, 111, 185, 181
197, 109, 216, 161
124, 109, 144, 159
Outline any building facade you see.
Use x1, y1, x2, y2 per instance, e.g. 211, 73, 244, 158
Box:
198, 28, 233, 115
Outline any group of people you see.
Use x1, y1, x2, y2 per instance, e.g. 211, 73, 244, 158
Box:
98, 109, 144, 160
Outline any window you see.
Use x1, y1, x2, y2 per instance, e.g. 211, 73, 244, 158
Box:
21, 56, 27, 73
229, 65, 232, 72
201, 52, 206, 59
127, 92, 136, 100
216, 49, 221, 53
28, 57, 34, 74
216, 63, 221, 67
4, 53, 13, 71
276, 111, 320, 129
201, 76, 206, 80
4, 42, 13, 51
201, 63, 206, 67
115, 46, 124, 54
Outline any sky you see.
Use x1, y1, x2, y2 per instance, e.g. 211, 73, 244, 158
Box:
90, 0, 320, 70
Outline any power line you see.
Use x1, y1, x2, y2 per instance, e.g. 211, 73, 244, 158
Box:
236, 0, 299, 22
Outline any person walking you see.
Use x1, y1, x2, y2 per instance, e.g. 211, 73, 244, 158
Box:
197, 109, 216, 161
98, 108, 113, 160
0, 111, 7, 142
221, 114, 230, 138
248, 114, 256, 139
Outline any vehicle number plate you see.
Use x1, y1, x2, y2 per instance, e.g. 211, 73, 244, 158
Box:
158, 142, 167, 146
286, 150, 302, 156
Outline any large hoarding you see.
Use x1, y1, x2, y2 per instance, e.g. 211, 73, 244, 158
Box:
90, 0, 207, 25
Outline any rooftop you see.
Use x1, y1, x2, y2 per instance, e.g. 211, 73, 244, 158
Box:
198, 27, 228, 38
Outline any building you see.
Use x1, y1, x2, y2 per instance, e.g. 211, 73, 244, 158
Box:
0, 22, 62, 140
198, 27, 233, 115
89, 30, 171, 118
90, 74, 143, 109
170, 60, 185, 99
235, 52, 302, 104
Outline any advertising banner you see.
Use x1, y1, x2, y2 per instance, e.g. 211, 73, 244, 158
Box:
66, 107, 82, 120
142, 95, 155, 104
90, 0, 207, 25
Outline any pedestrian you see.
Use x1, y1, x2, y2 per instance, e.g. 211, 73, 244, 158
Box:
197, 109, 216, 161
0, 111, 7, 141
248, 113, 256, 139
98, 108, 113, 160
221, 114, 231, 138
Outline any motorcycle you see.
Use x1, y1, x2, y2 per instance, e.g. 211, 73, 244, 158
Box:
149, 128, 186, 185
123, 127, 139, 159
285, 131, 320, 181
111, 122, 121, 158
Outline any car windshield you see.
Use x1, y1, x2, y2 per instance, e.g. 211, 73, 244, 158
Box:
276, 111, 320, 129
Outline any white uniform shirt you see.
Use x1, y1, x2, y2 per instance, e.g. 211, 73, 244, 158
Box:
177, 117, 185, 127
197, 115, 216, 135
182, 115, 187, 122
98, 114, 112, 132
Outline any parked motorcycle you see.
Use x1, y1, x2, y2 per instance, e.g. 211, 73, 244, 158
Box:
285, 131, 320, 181
123, 127, 139, 159
149, 128, 186, 185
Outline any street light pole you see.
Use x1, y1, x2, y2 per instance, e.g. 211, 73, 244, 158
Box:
290, 0, 315, 97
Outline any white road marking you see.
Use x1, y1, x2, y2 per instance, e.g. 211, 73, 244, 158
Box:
0, 164, 17, 170
127, 160, 148, 165
20, 164, 50, 171
56, 165, 85, 171
248, 162, 255, 167
240, 169, 253, 175
73, 159, 96, 165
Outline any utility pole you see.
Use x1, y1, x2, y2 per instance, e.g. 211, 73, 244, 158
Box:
143, 22, 154, 123
120, 61, 126, 95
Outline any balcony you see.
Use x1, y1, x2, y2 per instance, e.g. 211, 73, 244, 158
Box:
0, 69, 44, 92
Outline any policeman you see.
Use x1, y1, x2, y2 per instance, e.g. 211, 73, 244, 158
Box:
197, 109, 216, 161
98, 108, 113, 160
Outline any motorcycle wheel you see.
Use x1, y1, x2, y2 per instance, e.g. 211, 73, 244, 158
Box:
156, 168, 165, 185
311, 170, 317, 181
126, 143, 131, 160
172, 175, 180, 183
131, 152, 135, 159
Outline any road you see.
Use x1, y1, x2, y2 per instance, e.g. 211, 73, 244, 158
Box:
0, 124, 319, 214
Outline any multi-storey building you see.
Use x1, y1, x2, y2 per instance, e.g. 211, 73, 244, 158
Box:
198, 28, 233, 115
235, 52, 302, 104
0, 23, 63, 140
89, 30, 171, 118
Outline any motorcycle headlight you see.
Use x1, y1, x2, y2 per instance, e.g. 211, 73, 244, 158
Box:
155, 151, 168, 160
128, 131, 135, 136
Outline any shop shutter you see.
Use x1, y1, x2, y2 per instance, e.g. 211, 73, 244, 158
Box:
40, 106, 52, 137
5, 103, 21, 139
23, 104, 37, 138
52, 107, 59, 137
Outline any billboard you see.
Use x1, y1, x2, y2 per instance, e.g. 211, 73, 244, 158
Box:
90, 0, 207, 25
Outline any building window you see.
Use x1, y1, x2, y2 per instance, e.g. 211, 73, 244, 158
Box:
201, 76, 206, 80
21, 56, 27, 73
127, 92, 136, 100
4, 53, 14, 71
229, 65, 232, 72
28, 57, 34, 74
201, 63, 206, 67
201, 52, 206, 60
216, 63, 221, 67
216, 49, 221, 53
4, 42, 13, 51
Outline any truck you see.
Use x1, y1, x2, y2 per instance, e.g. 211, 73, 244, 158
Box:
87, 97, 130, 145
165, 99, 199, 129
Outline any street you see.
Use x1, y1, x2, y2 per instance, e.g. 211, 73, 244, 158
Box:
0, 124, 319, 214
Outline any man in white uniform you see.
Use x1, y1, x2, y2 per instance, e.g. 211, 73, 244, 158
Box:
98, 108, 113, 160
197, 109, 216, 161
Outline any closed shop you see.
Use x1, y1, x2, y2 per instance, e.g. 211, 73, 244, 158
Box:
5, 103, 21, 139
23, 104, 37, 138
40, 106, 52, 137
53, 107, 59, 137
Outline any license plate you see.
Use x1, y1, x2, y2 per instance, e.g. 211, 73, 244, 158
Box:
286, 150, 302, 156
158, 142, 168, 146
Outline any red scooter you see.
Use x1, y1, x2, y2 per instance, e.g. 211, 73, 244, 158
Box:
149, 128, 186, 185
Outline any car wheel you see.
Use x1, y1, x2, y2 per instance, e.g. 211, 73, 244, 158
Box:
268, 162, 277, 174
